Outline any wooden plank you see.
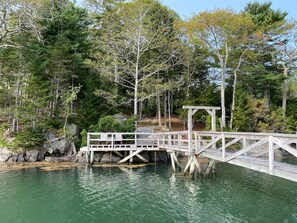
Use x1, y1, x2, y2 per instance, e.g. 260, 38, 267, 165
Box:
224, 137, 269, 162
135, 154, 149, 163
193, 155, 202, 173
268, 136, 274, 174
202, 150, 297, 182
219, 136, 242, 151
172, 152, 182, 169
272, 137, 297, 157
118, 148, 146, 164
182, 106, 220, 110
196, 134, 223, 155
113, 151, 124, 158
204, 159, 215, 177
183, 156, 193, 175
170, 153, 176, 172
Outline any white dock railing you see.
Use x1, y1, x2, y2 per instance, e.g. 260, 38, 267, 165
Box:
81, 131, 297, 182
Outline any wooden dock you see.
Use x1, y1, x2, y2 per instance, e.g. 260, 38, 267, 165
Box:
80, 131, 297, 182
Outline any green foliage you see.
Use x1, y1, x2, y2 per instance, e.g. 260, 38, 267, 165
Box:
13, 127, 45, 149
233, 94, 295, 133
1, 0, 297, 149
80, 129, 88, 147
90, 115, 136, 133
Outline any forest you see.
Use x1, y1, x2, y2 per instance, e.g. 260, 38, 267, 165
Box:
0, 0, 297, 149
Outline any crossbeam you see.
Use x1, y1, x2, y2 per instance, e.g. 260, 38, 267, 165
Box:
117, 148, 146, 164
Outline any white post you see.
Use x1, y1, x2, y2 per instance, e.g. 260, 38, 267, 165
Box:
90, 151, 94, 164
135, 132, 137, 149
188, 109, 193, 154
111, 133, 114, 150
194, 132, 198, 153
269, 136, 274, 175
178, 133, 181, 150
170, 152, 175, 172
211, 109, 216, 149
243, 138, 247, 156
211, 109, 216, 132
222, 133, 225, 161
86, 133, 90, 163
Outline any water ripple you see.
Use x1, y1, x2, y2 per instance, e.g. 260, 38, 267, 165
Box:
0, 164, 296, 223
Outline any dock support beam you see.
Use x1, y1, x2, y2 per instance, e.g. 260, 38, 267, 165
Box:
169, 152, 182, 172
182, 106, 220, 178
90, 151, 94, 164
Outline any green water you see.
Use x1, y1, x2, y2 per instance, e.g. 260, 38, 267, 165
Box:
0, 163, 296, 223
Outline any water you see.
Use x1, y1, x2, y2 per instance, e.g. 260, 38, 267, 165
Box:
0, 163, 296, 223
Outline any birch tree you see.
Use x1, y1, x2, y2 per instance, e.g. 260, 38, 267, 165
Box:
273, 21, 297, 117
93, 0, 183, 116
182, 9, 253, 128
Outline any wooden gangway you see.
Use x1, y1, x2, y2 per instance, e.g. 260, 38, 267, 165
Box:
80, 131, 297, 182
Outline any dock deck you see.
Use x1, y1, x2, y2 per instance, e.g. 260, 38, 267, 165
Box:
80, 131, 297, 182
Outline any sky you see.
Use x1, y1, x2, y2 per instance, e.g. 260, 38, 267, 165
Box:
160, 0, 297, 19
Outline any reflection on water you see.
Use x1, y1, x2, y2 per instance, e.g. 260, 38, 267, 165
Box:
0, 163, 296, 223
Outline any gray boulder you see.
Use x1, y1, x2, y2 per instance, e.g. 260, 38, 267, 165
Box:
0, 148, 14, 162
149, 151, 168, 162
100, 152, 121, 163
67, 124, 79, 137
43, 136, 70, 155
17, 153, 26, 162
26, 149, 39, 162
76, 151, 87, 163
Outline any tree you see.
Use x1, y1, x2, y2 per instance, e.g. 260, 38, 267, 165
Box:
243, 1, 289, 109
61, 85, 81, 136
272, 21, 297, 117
92, 0, 183, 116
182, 9, 254, 128
25, 0, 91, 121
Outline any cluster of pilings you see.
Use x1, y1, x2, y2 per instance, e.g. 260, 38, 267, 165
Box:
176, 106, 219, 179
169, 152, 216, 179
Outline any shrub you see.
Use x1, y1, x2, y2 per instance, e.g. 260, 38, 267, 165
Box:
13, 127, 45, 149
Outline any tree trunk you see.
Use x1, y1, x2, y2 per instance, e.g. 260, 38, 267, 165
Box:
282, 68, 289, 117
12, 70, 21, 132
186, 60, 190, 98
168, 91, 171, 130
221, 68, 226, 128
264, 88, 270, 111
230, 71, 237, 129
217, 47, 228, 129
163, 91, 167, 127
157, 93, 161, 127
139, 99, 143, 120
134, 75, 138, 116
230, 49, 247, 129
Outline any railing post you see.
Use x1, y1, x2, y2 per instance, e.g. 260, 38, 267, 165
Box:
86, 133, 90, 163
111, 133, 114, 150
269, 136, 274, 175
135, 132, 138, 149
243, 137, 247, 156
194, 132, 198, 153
222, 133, 225, 161
178, 133, 181, 150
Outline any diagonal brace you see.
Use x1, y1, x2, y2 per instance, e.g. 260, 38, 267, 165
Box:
118, 148, 146, 164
